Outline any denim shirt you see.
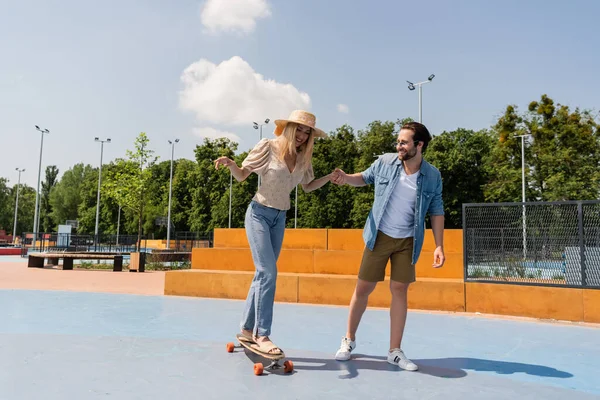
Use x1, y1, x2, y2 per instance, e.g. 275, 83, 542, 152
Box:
361, 153, 444, 264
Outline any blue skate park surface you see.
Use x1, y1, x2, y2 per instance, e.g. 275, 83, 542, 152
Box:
0, 289, 599, 399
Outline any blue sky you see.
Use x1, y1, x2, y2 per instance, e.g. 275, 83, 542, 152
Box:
1, 0, 599, 187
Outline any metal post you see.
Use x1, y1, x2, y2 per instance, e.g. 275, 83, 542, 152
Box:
517, 134, 530, 259
418, 84, 422, 123
406, 74, 434, 124
94, 138, 110, 246
13, 168, 25, 239
33, 126, 49, 245
294, 185, 298, 228
116, 206, 121, 246
578, 202, 587, 286
253, 119, 270, 189
258, 124, 263, 189
228, 172, 233, 228
167, 139, 179, 249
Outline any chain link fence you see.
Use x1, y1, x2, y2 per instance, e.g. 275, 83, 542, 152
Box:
463, 201, 600, 288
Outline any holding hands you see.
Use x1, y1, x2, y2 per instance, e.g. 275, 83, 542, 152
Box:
330, 168, 347, 185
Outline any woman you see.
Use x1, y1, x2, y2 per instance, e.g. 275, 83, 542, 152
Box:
214, 110, 330, 355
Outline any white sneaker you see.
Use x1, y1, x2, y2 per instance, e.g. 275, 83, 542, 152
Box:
334, 337, 356, 361
387, 348, 418, 371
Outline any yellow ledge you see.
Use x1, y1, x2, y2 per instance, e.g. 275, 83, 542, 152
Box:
191, 247, 464, 279
164, 269, 465, 312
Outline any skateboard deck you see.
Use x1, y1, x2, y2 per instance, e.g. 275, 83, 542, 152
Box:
227, 334, 294, 375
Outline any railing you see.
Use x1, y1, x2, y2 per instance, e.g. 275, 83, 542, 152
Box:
463, 200, 600, 289
174, 231, 213, 252
20, 233, 147, 255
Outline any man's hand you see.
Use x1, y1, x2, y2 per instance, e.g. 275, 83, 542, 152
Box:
331, 168, 347, 185
433, 246, 445, 268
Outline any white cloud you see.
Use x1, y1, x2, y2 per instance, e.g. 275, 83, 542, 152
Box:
193, 127, 240, 142
200, 0, 271, 35
179, 56, 311, 126
337, 104, 349, 114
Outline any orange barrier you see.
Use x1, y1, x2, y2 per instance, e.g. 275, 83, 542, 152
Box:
214, 228, 327, 250
164, 269, 465, 312
164, 228, 600, 323
195, 228, 464, 279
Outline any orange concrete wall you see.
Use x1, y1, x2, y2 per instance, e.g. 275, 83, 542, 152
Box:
164, 270, 464, 312
164, 270, 599, 322
583, 289, 600, 323
193, 247, 462, 279
326, 229, 365, 251
192, 248, 315, 274
178, 228, 600, 323
144, 240, 195, 250
465, 282, 595, 322
206, 228, 464, 279
214, 228, 327, 250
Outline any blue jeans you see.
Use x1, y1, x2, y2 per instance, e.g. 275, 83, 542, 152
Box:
240, 201, 286, 337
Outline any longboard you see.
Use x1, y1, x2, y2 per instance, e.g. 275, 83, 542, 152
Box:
227, 334, 294, 375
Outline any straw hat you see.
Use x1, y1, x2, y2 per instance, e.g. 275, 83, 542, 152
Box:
274, 110, 327, 138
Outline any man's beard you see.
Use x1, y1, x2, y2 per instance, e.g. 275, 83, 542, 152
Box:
399, 148, 417, 161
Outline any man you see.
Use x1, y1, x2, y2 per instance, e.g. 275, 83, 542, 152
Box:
331, 121, 445, 371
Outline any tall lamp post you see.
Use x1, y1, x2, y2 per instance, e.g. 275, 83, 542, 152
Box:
516, 134, 531, 259
33, 125, 49, 244
253, 118, 270, 188
94, 137, 111, 245
13, 168, 25, 240
406, 74, 435, 123
228, 173, 233, 228
166, 139, 179, 249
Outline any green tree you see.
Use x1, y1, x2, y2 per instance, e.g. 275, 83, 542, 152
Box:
0, 178, 11, 232
191, 137, 244, 232
527, 95, 600, 201
483, 104, 531, 202
426, 128, 493, 228
293, 125, 360, 228
40, 166, 59, 232
103, 132, 158, 250
484, 95, 600, 202
49, 163, 95, 229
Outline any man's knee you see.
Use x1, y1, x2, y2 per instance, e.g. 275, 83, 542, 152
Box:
390, 280, 409, 297
355, 279, 377, 298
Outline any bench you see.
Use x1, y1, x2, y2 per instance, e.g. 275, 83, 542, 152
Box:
28, 252, 124, 271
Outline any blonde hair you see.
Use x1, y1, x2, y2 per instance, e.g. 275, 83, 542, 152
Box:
276, 122, 314, 169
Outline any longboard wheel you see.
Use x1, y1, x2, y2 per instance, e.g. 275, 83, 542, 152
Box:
284, 360, 294, 373
254, 363, 264, 376
226, 342, 235, 353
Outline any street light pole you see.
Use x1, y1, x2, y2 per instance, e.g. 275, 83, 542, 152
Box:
94, 137, 111, 245
516, 134, 531, 259
228, 172, 233, 228
116, 206, 121, 246
166, 139, 179, 249
294, 185, 298, 228
406, 74, 435, 123
13, 168, 25, 239
33, 126, 49, 244
253, 118, 270, 189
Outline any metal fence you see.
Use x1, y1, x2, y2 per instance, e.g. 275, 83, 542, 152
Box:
174, 231, 213, 252
463, 200, 600, 289
20, 233, 147, 255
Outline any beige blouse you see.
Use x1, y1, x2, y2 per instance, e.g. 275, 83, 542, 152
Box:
242, 138, 314, 210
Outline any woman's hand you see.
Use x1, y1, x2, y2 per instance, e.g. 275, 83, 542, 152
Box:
214, 156, 235, 170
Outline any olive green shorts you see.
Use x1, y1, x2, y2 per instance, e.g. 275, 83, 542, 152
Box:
358, 230, 415, 283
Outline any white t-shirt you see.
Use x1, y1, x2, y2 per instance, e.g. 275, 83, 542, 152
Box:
378, 168, 419, 239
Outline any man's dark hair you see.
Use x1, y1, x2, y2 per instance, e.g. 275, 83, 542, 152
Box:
401, 122, 432, 153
